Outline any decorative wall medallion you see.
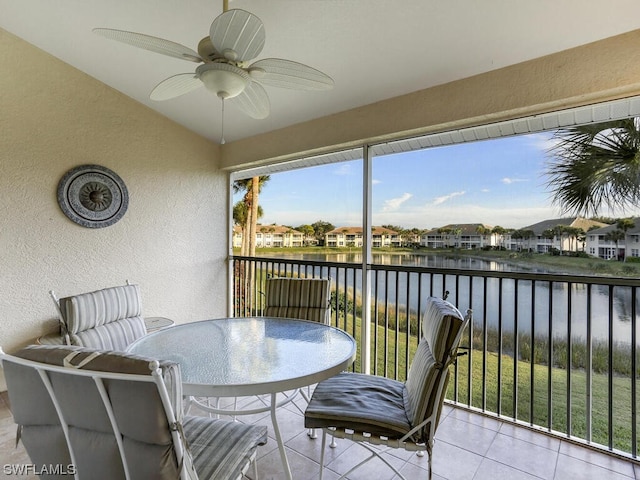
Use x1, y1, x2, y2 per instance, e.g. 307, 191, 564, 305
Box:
57, 164, 129, 228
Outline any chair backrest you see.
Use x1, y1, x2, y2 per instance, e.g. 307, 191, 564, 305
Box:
404, 296, 471, 443
0, 344, 194, 480
264, 278, 331, 324
52, 284, 147, 350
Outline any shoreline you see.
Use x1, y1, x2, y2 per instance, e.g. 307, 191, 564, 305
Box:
239, 246, 640, 278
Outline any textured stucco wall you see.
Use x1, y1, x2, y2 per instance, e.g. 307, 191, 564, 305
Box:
221, 28, 640, 169
0, 29, 226, 388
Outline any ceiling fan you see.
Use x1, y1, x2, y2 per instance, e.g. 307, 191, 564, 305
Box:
93, 1, 334, 142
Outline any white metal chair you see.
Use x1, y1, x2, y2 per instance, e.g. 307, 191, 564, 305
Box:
1, 344, 268, 480
49, 282, 147, 351
305, 296, 472, 480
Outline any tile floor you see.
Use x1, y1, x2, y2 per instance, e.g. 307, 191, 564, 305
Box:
1, 390, 639, 480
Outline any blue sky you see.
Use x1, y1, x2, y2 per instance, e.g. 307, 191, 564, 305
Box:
238, 132, 640, 230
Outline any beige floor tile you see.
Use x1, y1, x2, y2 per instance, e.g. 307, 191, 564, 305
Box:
554, 453, 634, 480
485, 432, 558, 480
0, 389, 638, 480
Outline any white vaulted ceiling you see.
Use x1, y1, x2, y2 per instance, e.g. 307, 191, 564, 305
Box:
2, 0, 640, 144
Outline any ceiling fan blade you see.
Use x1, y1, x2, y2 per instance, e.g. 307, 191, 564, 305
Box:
150, 73, 203, 101
229, 81, 270, 119
248, 58, 334, 90
209, 9, 265, 62
93, 28, 202, 63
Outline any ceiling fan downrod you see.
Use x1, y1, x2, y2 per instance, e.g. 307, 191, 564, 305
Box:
220, 97, 226, 144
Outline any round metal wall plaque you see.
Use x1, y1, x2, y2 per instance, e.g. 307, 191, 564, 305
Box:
57, 164, 129, 228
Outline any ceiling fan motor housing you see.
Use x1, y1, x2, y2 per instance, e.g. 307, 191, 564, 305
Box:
196, 62, 250, 99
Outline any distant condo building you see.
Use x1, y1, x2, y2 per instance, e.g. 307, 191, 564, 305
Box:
506, 217, 607, 253
585, 218, 640, 260
234, 217, 639, 260
419, 223, 496, 249
324, 226, 401, 248
233, 225, 304, 248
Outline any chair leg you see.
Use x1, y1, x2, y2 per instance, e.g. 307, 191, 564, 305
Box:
253, 455, 259, 480
336, 442, 406, 480
319, 429, 328, 480
301, 385, 318, 438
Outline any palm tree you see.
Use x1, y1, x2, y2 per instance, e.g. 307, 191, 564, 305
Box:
511, 229, 535, 251
233, 176, 269, 313
611, 218, 635, 261
605, 229, 626, 260
491, 225, 506, 249
546, 118, 640, 215
563, 226, 584, 252
232, 201, 263, 255
617, 217, 636, 235
476, 225, 492, 248
233, 176, 270, 257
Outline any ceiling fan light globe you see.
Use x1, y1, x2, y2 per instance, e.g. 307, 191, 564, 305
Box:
196, 63, 250, 99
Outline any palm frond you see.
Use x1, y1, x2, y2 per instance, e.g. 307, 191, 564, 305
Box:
545, 118, 640, 215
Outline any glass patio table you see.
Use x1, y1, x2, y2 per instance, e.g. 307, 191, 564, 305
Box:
127, 316, 357, 480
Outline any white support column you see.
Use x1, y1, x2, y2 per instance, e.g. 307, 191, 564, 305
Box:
361, 144, 372, 375
227, 172, 235, 317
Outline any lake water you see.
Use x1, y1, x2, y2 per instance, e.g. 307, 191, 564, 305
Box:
259, 252, 640, 344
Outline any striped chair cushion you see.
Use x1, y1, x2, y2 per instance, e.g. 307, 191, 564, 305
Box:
264, 306, 329, 323
60, 284, 143, 334
183, 416, 267, 480
59, 284, 146, 350
421, 296, 465, 364
264, 278, 330, 324
404, 297, 465, 441
304, 372, 411, 439
70, 316, 147, 351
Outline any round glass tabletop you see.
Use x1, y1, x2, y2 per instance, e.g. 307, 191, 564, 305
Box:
128, 317, 357, 396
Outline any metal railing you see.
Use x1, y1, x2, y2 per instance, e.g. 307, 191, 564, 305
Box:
231, 255, 640, 460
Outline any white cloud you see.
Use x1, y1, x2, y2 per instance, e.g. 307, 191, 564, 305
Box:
382, 192, 412, 212
372, 179, 382, 185
433, 191, 465, 205
502, 177, 528, 184
526, 132, 560, 153
373, 204, 560, 230
481, 188, 490, 193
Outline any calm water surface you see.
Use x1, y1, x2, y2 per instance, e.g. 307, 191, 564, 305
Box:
259, 251, 639, 344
